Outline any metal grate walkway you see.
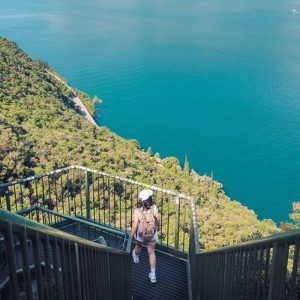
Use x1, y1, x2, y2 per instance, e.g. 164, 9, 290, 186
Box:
132, 247, 189, 300
54, 216, 189, 299
52, 219, 128, 251
0, 210, 189, 299
53, 215, 190, 299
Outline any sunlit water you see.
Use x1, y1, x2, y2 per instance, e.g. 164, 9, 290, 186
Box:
1, 0, 300, 223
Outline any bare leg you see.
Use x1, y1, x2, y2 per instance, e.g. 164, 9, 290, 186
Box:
134, 241, 143, 256
147, 241, 156, 269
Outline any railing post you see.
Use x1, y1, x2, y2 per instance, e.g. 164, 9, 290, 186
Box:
175, 195, 180, 249
19, 227, 33, 299
75, 243, 82, 300
188, 215, 195, 300
268, 241, 289, 300
188, 198, 200, 300
222, 251, 229, 300
4, 222, 19, 300
85, 171, 91, 219
5, 188, 11, 211
191, 199, 200, 254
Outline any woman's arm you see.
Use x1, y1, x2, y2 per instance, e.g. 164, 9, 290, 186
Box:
131, 209, 139, 236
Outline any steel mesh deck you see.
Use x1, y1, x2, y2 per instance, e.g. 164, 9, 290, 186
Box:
132, 246, 189, 300
52, 219, 128, 251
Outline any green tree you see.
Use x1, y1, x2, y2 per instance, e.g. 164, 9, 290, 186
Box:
280, 202, 300, 231
0, 36, 278, 250
146, 147, 152, 156
183, 155, 190, 175
289, 202, 300, 227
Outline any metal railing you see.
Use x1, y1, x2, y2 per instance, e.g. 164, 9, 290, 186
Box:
0, 209, 131, 300
188, 197, 201, 299
4, 165, 300, 299
0, 165, 194, 252
189, 223, 300, 300
19, 205, 132, 252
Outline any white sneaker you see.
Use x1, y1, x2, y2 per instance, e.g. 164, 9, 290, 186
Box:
149, 272, 157, 283
132, 250, 139, 263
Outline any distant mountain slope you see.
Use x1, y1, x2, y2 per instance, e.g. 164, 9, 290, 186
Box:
0, 36, 277, 249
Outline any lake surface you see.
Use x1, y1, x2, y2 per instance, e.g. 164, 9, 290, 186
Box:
1, 0, 300, 223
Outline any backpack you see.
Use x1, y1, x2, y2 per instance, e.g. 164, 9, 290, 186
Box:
137, 207, 158, 242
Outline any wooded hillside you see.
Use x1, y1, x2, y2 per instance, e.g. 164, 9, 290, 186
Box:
0, 36, 277, 249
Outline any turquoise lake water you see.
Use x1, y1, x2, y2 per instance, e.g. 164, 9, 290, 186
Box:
1, 0, 300, 223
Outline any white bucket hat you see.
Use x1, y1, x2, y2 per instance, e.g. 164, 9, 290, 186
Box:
139, 189, 153, 201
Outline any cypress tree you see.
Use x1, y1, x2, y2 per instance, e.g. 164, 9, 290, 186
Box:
146, 147, 152, 156
183, 155, 190, 175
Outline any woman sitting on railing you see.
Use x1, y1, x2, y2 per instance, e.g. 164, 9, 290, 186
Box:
131, 189, 160, 283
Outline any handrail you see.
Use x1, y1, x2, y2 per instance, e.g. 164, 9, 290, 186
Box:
199, 227, 299, 253
0, 208, 116, 251
0, 165, 194, 200
21, 205, 129, 237
0, 209, 132, 299
190, 227, 300, 300
19, 205, 132, 252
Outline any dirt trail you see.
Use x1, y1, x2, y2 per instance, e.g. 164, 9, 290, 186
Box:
46, 69, 98, 126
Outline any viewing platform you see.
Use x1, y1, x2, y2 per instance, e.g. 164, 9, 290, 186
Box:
0, 165, 299, 299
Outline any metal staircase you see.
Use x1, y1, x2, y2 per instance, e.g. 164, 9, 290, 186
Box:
0, 165, 300, 299
0, 209, 131, 300
19, 206, 189, 299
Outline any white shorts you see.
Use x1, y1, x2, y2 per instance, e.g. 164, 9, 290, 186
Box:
134, 231, 158, 243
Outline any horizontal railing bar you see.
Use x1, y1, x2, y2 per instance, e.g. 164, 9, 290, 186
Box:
199, 228, 300, 255
0, 166, 75, 188
0, 209, 124, 253
74, 214, 129, 237
35, 206, 128, 237
191, 198, 200, 254
17, 206, 37, 216
0, 165, 194, 201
